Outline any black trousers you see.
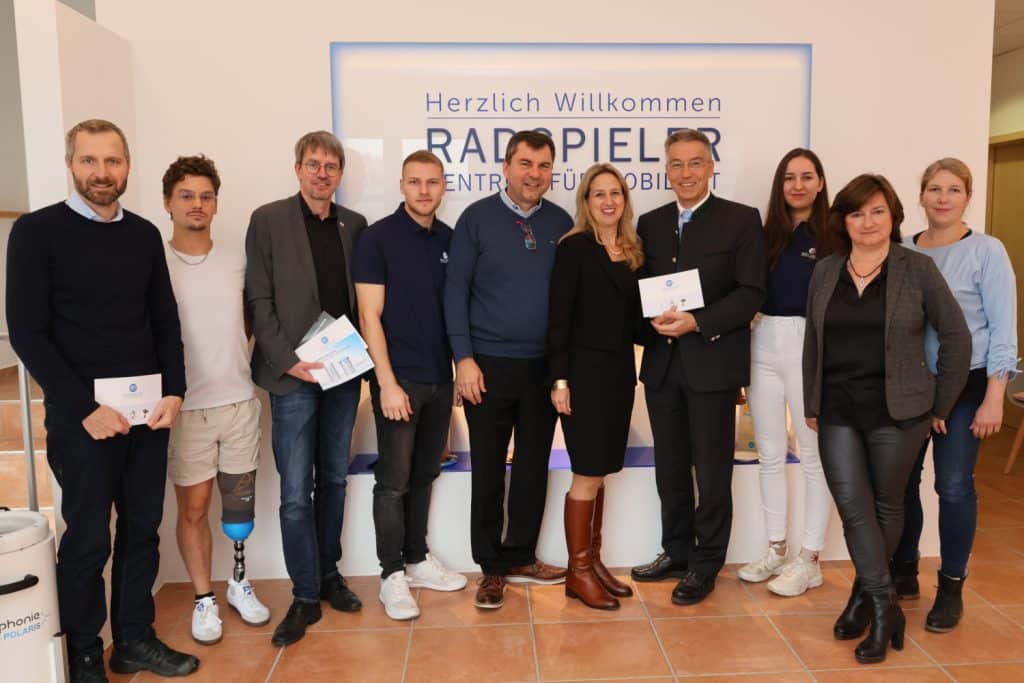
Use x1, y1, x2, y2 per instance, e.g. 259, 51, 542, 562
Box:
44, 405, 169, 653
818, 419, 932, 591
463, 354, 558, 575
369, 378, 453, 578
644, 352, 737, 577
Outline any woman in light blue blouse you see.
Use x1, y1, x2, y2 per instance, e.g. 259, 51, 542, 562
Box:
892, 158, 1018, 633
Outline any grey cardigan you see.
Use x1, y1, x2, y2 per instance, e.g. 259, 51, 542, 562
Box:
802, 243, 971, 422
245, 193, 367, 395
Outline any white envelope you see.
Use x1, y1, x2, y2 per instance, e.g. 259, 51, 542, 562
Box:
94, 373, 162, 426
295, 315, 375, 390
638, 269, 705, 317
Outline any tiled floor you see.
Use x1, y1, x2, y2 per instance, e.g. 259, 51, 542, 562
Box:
111, 425, 1024, 681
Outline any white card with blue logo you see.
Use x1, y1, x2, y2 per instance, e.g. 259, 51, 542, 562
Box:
638, 269, 704, 318
295, 314, 374, 390
93, 373, 162, 425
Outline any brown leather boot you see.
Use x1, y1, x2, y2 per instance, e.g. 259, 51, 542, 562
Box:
565, 494, 619, 610
592, 486, 633, 598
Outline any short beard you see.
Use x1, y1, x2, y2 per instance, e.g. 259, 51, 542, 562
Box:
74, 175, 127, 207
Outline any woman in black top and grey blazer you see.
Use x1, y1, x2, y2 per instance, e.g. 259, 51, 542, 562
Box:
802, 174, 970, 665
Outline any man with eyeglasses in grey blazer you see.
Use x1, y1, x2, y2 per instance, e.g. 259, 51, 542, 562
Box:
245, 131, 367, 646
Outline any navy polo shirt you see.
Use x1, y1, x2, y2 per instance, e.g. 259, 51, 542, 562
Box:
352, 204, 454, 384
763, 221, 817, 316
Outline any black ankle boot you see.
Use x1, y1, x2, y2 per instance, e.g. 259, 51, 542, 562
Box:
834, 579, 871, 640
891, 557, 920, 600
926, 571, 965, 633
854, 589, 905, 664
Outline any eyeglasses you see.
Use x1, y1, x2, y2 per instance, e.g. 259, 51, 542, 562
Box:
302, 160, 342, 177
667, 159, 708, 172
175, 190, 217, 204
516, 220, 536, 251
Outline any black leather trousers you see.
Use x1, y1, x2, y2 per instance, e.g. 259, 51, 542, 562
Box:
818, 419, 932, 591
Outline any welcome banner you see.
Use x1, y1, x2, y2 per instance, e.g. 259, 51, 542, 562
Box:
331, 42, 811, 225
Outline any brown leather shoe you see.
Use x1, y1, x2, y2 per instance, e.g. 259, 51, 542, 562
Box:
474, 574, 506, 609
591, 486, 633, 598
564, 494, 619, 610
505, 560, 567, 585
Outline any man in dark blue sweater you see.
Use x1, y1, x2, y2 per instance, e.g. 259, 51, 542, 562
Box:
444, 131, 572, 609
6, 120, 198, 683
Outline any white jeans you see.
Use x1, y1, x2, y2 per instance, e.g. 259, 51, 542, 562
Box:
747, 315, 831, 551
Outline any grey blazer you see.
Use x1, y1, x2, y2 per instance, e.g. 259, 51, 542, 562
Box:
245, 193, 367, 395
802, 243, 971, 422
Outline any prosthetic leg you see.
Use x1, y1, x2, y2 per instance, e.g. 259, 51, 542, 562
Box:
218, 470, 271, 626
218, 471, 256, 582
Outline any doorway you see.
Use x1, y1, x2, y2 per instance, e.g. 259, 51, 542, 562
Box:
988, 133, 1024, 429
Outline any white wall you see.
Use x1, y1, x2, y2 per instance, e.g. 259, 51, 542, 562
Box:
94, 0, 994, 243
55, 2, 137, 209
992, 47, 1024, 137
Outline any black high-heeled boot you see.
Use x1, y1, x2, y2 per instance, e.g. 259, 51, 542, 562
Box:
854, 589, 905, 664
834, 578, 871, 640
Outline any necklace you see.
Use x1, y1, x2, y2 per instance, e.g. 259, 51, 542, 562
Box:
168, 241, 211, 266
600, 231, 623, 256
847, 255, 884, 290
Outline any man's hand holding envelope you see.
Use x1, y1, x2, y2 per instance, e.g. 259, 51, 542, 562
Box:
638, 269, 705, 338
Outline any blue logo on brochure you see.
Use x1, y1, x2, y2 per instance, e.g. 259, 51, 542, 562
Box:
129, 384, 137, 393
321, 336, 329, 344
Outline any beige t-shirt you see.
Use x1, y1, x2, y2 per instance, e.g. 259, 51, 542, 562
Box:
165, 241, 254, 410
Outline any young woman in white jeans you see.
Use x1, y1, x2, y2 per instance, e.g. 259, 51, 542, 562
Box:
739, 148, 833, 596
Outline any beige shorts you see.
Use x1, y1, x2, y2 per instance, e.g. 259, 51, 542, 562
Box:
168, 397, 262, 487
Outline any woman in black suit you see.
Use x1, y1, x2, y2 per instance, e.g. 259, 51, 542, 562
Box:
547, 163, 643, 610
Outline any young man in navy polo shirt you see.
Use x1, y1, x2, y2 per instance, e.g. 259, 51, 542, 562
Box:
353, 150, 467, 620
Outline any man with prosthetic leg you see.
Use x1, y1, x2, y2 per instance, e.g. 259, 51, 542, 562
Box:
161, 155, 270, 646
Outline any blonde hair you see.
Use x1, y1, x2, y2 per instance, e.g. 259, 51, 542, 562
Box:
920, 157, 972, 196
563, 163, 643, 271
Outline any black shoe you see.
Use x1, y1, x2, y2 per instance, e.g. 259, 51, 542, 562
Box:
320, 574, 363, 612
834, 578, 871, 640
271, 600, 322, 647
631, 553, 688, 582
854, 589, 905, 664
671, 571, 716, 605
891, 557, 920, 600
109, 636, 199, 677
68, 640, 108, 683
926, 571, 965, 633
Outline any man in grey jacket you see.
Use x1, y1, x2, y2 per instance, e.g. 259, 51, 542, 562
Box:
245, 131, 367, 646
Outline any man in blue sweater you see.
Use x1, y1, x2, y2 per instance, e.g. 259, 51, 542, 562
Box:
6, 119, 199, 682
444, 130, 572, 609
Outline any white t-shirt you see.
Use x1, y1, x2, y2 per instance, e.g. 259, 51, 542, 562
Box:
165, 241, 254, 410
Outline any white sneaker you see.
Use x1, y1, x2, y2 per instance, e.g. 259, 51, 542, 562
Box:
738, 545, 787, 582
379, 571, 420, 621
406, 554, 468, 592
191, 596, 222, 645
767, 557, 824, 597
227, 578, 271, 626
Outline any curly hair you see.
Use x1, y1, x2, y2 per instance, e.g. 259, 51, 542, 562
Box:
162, 155, 221, 198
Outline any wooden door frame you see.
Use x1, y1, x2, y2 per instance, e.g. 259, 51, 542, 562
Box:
987, 129, 1024, 234
987, 131, 1024, 430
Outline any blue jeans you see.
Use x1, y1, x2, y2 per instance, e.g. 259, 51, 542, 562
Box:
270, 379, 361, 601
894, 401, 980, 578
